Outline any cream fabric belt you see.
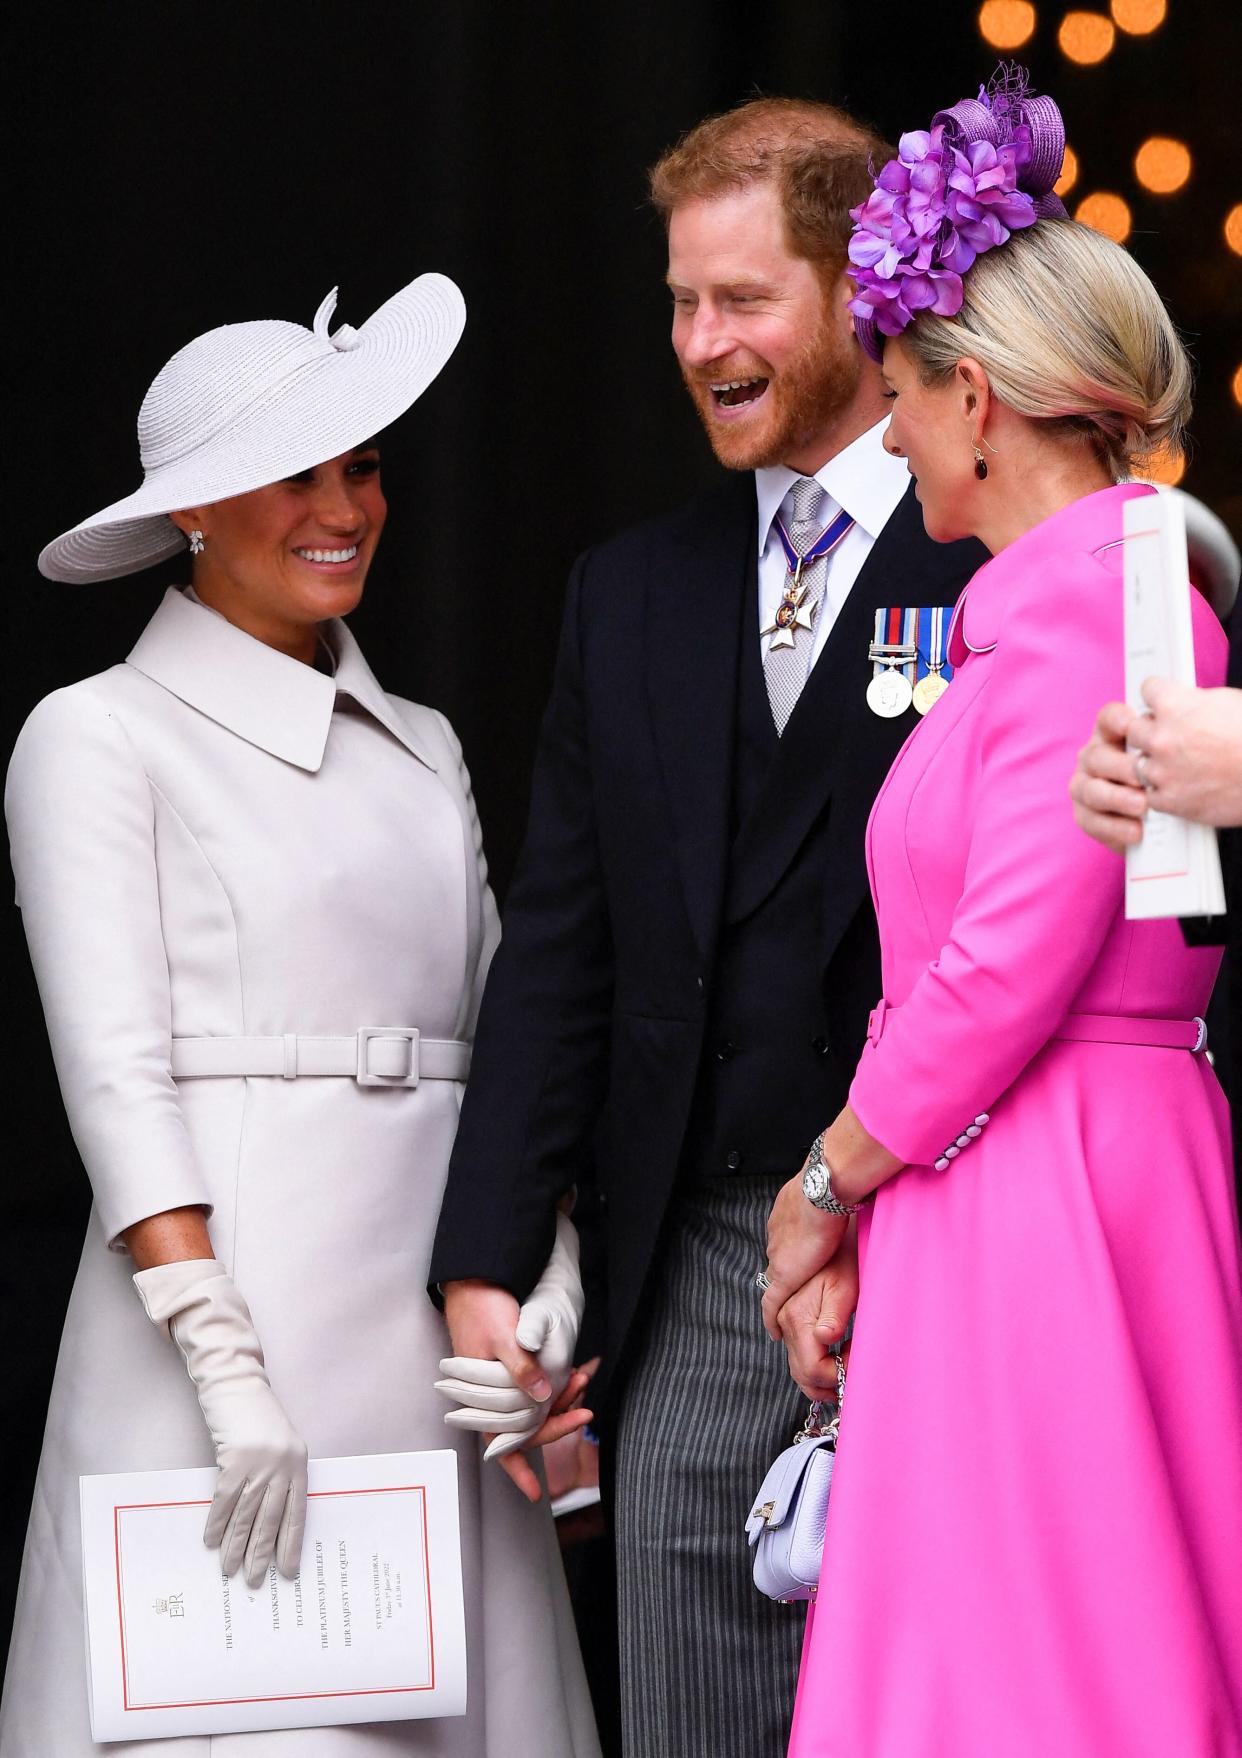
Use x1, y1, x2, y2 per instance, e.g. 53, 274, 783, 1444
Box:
170, 1029, 471, 1088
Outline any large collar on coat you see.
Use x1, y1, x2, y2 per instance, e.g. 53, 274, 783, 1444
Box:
126, 586, 437, 773
947, 481, 1155, 666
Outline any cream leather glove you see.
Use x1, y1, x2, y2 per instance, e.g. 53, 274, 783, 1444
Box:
134, 1259, 308, 1587
436, 1212, 586, 1461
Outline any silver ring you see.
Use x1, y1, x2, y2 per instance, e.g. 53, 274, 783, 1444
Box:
754, 1270, 771, 1292
1135, 751, 1154, 790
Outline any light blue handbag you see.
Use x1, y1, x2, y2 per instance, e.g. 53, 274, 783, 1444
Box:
745, 1353, 846, 1603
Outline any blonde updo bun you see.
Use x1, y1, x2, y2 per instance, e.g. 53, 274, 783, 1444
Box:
900, 218, 1192, 479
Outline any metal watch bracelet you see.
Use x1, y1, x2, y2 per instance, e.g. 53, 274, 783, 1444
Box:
803, 1131, 871, 1215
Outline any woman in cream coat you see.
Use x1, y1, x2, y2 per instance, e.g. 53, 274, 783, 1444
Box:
0, 277, 600, 1757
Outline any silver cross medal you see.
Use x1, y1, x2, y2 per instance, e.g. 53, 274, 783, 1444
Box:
763, 556, 816, 650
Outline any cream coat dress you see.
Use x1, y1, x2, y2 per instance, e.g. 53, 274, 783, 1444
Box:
0, 587, 600, 1758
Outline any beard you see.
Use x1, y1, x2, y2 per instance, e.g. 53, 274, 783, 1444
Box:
680, 300, 862, 472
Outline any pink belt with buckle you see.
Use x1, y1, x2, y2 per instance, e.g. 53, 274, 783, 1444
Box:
866, 1000, 1207, 1054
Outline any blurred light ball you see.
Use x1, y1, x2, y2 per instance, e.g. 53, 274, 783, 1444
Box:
1134, 137, 1192, 195
978, 0, 1037, 48
1232, 364, 1242, 410
1058, 11, 1117, 61
1075, 190, 1132, 242
1225, 205, 1242, 256
1055, 145, 1080, 196
1133, 446, 1186, 487
1110, 0, 1166, 31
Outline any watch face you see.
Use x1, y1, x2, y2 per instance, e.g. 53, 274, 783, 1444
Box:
803, 1160, 830, 1206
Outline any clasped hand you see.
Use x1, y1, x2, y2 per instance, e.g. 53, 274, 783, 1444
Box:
437, 1212, 593, 1502
762, 1171, 858, 1402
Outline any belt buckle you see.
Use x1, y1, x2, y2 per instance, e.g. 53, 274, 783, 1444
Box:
356, 1027, 420, 1087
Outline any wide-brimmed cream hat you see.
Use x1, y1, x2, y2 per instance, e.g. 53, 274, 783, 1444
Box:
39, 274, 466, 582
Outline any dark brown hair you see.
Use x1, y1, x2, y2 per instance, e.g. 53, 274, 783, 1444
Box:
649, 97, 894, 282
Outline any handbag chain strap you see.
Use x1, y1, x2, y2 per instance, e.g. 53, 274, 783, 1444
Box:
798, 1350, 848, 1445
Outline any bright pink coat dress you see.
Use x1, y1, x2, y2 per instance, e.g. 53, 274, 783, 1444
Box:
789, 484, 1242, 1758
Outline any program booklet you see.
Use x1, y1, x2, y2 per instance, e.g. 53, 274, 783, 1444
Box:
80, 1450, 466, 1741
1122, 491, 1226, 920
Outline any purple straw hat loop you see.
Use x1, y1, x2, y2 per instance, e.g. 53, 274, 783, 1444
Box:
847, 65, 1067, 362
933, 96, 997, 146
1020, 94, 1069, 197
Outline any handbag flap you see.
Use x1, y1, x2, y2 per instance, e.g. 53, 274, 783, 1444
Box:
745, 1434, 835, 1546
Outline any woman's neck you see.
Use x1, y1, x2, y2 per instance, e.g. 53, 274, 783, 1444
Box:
971, 446, 1116, 557
190, 577, 320, 667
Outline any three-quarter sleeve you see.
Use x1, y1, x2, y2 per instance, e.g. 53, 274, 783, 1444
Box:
5, 685, 212, 1245
848, 554, 1183, 1168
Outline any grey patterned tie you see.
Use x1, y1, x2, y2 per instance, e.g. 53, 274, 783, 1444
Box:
763, 477, 830, 734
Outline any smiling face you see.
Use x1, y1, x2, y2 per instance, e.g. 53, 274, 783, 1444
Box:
666, 182, 863, 473
172, 444, 386, 659
880, 338, 982, 543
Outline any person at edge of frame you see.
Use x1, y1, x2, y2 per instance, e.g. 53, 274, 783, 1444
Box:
1070, 507, 1242, 1194
427, 97, 985, 1758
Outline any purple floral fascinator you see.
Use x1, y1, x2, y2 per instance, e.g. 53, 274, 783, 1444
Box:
848, 66, 1067, 363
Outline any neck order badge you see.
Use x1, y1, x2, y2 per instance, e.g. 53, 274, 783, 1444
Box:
762, 507, 856, 650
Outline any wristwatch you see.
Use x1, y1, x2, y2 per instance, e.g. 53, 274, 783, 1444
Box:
802, 1132, 869, 1215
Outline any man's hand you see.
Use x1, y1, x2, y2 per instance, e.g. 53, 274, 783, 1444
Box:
1128, 677, 1242, 827
488, 1369, 595, 1503
442, 1280, 552, 1401
760, 1171, 847, 1342
439, 1278, 593, 1503
774, 1234, 858, 1402
1070, 700, 1147, 852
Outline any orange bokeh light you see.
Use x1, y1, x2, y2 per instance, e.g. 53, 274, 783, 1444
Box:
1055, 145, 1079, 197
1110, 0, 1166, 31
1058, 11, 1117, 62
1075, 190, 1132, 243
978, 0, 1037, 48
1232, 364, 1242, 411
1226, 206, 1242, 256
1133, 446, 1186, 487
1134, 137, 1192, 195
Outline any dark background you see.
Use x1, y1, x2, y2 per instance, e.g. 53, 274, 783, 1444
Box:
3, 0, 1239, 1669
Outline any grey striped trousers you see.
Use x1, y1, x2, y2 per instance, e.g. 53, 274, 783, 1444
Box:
613, 1176, 808, 1758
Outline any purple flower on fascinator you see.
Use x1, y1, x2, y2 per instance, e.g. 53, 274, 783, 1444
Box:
847, 66, 1067, 361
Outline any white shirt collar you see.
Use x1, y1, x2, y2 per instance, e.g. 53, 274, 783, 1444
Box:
754, 418, 908, 554
126, 587, 437, 774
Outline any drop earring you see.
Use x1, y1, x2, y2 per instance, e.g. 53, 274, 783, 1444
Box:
188, 529, 205, 555
972, 435, 997, 480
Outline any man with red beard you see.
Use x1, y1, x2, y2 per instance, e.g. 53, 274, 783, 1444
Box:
430, 100, 985, 1755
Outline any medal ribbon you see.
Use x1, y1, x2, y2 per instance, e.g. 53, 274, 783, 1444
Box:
916, 604, 954, 683
773, 505, 856, 577
873, 607, 918, 685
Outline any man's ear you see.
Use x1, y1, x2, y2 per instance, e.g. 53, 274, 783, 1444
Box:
829, 268, 861, 334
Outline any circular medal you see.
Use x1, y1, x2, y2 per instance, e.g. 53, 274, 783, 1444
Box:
866, 668, 913, 719
912, 672, 948, 716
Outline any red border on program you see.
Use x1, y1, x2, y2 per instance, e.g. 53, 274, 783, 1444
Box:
113, 1486, 435, 1712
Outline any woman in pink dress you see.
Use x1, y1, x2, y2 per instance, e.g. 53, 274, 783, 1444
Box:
760, 77, 1242, 1757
